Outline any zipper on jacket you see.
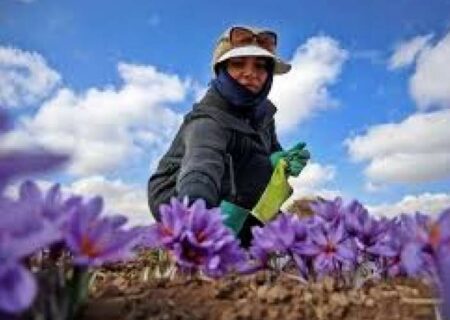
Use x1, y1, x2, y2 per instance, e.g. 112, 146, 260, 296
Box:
227, 153, 237, 203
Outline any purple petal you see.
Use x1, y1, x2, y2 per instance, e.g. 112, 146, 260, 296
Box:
401, 242, 423, 276
0, 151, 68, 192
310, 226, 328, 247
293, 242, 321, 256
367, 242, 398, 257
19, 180, 42, 204
85, 196, 103, 220
0, 262, 37, 314
330, 222, 345, 244
314, 253, 333, 275
336, 244, 355, 261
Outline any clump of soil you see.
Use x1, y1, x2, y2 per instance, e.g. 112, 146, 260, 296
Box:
82, 258, 439, 320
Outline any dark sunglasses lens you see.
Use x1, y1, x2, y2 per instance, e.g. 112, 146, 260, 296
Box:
230, 27, 254, 45
257, 32, 277, 51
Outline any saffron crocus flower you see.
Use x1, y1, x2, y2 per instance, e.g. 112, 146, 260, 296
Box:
249, 213, 308, 275
367, 215, 411, 277
309, 197, 345, 224
344, 200, 390, 260
0, 193, 62, 315
16, 180, 77, 227
0, 195, 63, 263
398, 209, 450, 278
0, 262, 37, 314
64, 197, 142, 266
294, 221, 356, 278
174, 198, 245, 277
143, 197, 190, 249
145, 198, 246, 277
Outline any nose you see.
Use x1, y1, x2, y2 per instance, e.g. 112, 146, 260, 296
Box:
241, 61, 257, 78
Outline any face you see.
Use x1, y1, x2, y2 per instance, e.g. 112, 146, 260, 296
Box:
226, 56, 269, 93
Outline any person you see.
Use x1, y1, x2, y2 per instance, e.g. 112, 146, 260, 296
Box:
147, 25, 310, 246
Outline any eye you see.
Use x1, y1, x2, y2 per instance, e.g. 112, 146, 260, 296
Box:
254, 60, 267, 70
228, 58, 245, 69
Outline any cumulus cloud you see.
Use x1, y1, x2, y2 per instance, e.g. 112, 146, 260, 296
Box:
269, 36, 348, 134
346, 109, 450, 183
3, 62, 189, 175
367, 192, 450, 219
0, 46, 61, 108
68, 175, 153, 226
347, 31, 450, 187
409, 31, 450, 110
388, 34, 433, 69
282, 162, 341, 209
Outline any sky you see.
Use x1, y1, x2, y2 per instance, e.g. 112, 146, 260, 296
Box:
1, 0, 450, 225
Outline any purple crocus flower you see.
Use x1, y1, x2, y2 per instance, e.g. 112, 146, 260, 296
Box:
344, 200, 390, 261
309, 197, 345, 224
0, 262, 37, 314
0, 195, 63, 264
249, 213, 308, 275
0, 110, 70, 314
394, 211, 450, 278
145, 198, 246, 277
16, 180, 77, 228
64, 197, 142, 266
366, 224, 405, 276
143, 197, 190, 249
0, 192, 62, 315
294, 221, 356, 278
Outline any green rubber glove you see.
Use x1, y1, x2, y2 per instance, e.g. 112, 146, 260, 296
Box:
270, 142, 310, 177
220, 200, 249, 235
251, 159, 293, 222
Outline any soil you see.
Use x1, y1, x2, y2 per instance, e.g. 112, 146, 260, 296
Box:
81, 254, 440, 320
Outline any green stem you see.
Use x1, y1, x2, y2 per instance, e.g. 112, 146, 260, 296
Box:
66, 265, 91, 320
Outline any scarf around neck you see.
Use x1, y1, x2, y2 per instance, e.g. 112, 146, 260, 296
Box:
210, 66, 273, 124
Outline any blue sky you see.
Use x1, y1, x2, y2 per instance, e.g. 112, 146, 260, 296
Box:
1, 0, 449, 225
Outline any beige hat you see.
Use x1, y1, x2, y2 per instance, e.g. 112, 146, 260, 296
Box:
212, 26, 291, 75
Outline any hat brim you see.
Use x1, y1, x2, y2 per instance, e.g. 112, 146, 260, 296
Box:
216, 45, 291, 75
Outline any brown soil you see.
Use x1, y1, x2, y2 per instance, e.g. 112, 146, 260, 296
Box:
81, 256, 439, 320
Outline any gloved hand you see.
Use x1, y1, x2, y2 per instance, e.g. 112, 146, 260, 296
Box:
270, 142, 310, 177
220, 200, 250, 235
251, 159, 293, 222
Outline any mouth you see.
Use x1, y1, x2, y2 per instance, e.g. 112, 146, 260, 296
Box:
243, 84, 260, 93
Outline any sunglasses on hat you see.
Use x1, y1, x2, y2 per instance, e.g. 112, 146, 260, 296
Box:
229, 27, 277, 53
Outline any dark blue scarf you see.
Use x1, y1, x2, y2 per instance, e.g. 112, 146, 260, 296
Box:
211, 67, 273, 125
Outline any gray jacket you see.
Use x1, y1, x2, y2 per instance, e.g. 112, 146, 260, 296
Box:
147, 87, 282, 243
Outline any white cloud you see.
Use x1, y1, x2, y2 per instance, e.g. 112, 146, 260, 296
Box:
0, 46, 61, 108
283, 162, 341, 209
68, 175, 154, 226
388, 34, 433, 69
346, 109, 450, 183
3, 62, 189, 176
367, 192, 450, 219
409, 31, 450, 109
269, 36, 348, 134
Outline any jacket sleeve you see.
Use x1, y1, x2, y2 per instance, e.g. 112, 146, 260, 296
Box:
176, 117, 230, 208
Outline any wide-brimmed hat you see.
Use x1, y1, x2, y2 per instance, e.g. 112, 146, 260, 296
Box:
212, 25, 291, 75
